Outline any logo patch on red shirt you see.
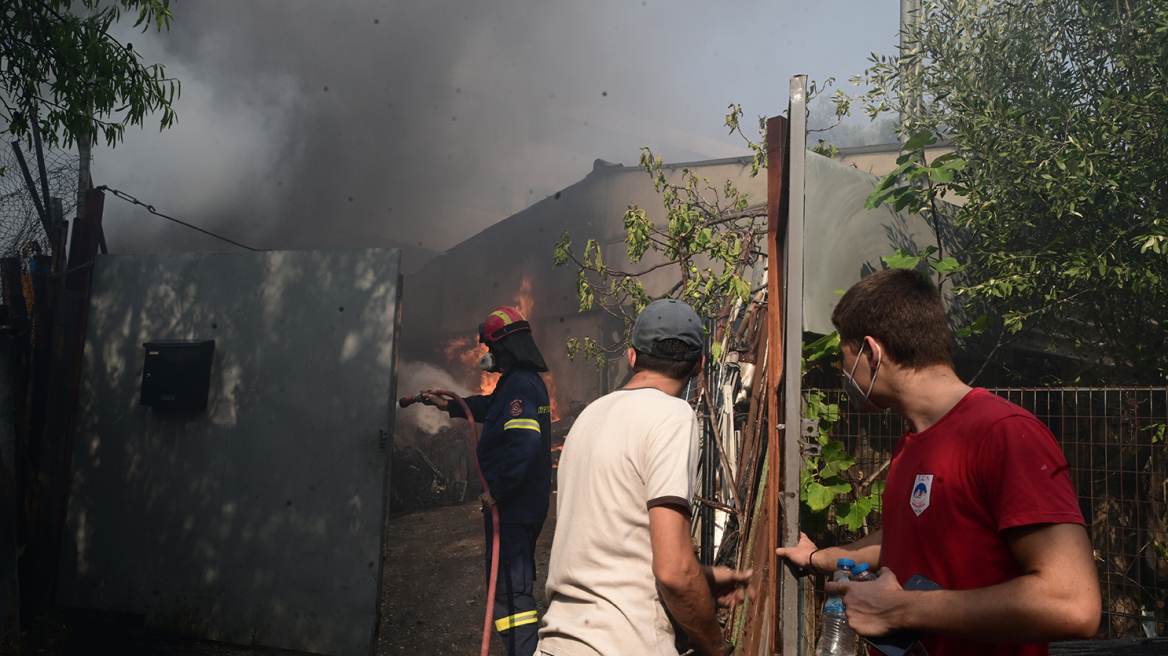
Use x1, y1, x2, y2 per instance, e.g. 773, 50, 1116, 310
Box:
910, 474, 934, 516
509, 399, 523, 417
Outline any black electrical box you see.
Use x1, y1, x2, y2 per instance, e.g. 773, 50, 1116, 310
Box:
140, 340, 215, 412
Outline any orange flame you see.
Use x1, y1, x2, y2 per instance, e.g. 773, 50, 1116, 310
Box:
439, 276, 561, 421
513, 277, 562, 422
441, 335, 497, 395
514, 277, 534, 323
544, 372, 562, 423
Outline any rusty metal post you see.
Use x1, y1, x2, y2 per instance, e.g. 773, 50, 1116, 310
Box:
23, 188, 104, 619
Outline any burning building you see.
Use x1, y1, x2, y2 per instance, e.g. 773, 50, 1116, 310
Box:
393, 156, 766, 507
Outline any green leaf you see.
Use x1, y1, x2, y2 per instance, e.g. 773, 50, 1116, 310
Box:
903, 130, 937, 151
868, 482, 885, 514
929, 257, 962, 276
804, 331, 841, 362
806, 481, 852, 512
836, 496, 873, 530
882, 249, 923, 270
954, 314, 992, 338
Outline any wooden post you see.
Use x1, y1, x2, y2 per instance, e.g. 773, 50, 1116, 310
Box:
0, 258, 27, 640
767, 113, 792, 656
22, 188, 104, 619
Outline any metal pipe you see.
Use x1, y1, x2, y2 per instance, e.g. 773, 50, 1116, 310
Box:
10, 142, 51, 238
779, 73, 809, 656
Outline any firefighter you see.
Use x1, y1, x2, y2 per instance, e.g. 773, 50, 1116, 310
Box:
419, 306, 552, 656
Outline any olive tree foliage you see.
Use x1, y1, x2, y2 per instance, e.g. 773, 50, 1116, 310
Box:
1, 0, 179, 148
552, 106, 768, 367
837, 0, 1168, 383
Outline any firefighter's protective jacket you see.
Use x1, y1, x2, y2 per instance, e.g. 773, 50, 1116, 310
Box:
450, 365, 552, 524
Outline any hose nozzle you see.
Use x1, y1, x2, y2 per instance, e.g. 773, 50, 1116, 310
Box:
397, 393, 423, 409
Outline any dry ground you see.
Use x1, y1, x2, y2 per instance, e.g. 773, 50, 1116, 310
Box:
376, 499, 555, 656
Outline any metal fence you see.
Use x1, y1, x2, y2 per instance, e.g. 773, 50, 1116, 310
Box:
0, 142, 77, 300
810, 386, 1168, 642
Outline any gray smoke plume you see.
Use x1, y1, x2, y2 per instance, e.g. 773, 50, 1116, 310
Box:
95, 0, 899, 270
395, 361, 472, 442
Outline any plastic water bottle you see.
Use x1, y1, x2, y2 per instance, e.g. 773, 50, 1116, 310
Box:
815, 558, 856, 656
851, 562, 877, 582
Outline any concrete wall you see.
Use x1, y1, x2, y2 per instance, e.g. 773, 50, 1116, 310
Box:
57, 249, 401, 656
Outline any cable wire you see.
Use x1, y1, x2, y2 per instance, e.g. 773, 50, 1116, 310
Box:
98, 186, 260, 252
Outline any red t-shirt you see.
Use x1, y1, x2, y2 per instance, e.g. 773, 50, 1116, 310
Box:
881, 388, 1085, 656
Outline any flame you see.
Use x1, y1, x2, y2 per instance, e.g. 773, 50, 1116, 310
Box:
514, 277, 534, 323
441, 335, 497, 395
544, 371, 562, 423
438, 275, 561, 420
513, 277, 562, 422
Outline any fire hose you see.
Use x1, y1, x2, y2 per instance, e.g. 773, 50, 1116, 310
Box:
399, 390, 498, 656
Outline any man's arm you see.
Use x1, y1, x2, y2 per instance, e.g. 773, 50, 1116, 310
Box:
650, 505, 742, 656
776, 530, 883, 574
830, 522, 1100, 642
421, 389, 490, 422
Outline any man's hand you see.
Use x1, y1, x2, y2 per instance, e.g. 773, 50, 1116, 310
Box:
480, 491, 497, 511
825, 567, 908, 637
775, 531, 817, 570
703, 566, 754, 608
419, 389, 449, 412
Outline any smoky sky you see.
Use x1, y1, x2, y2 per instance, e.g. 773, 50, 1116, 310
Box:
95, 0, 899, 268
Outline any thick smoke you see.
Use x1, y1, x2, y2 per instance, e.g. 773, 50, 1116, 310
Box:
94, 0, 897, 270
395, 361, 473, 443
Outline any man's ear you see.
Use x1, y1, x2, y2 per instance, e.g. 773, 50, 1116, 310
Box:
690, 354, 705, 379
863, 336, 885, 364
627, 348, 637, 369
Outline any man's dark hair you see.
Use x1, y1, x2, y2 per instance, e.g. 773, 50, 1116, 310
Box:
633, 338, 701, 380
831, 269, 953, 370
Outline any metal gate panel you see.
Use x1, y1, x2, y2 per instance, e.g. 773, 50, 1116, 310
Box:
57, 249, 401, 656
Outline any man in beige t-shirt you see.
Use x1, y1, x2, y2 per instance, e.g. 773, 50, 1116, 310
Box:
537, 299, 752, 656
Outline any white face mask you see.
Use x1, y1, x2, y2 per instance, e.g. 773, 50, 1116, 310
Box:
842, 341, 883, 413
478, 349, 497, 372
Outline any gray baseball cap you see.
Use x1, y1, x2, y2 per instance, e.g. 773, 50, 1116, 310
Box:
631, 299, 703, 361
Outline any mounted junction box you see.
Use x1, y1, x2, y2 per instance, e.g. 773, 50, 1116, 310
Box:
140, 340, 215, 412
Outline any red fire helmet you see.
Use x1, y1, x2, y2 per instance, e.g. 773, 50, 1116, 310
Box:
479, 306, 531, 344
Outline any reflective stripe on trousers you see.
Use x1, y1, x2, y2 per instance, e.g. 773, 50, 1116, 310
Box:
485, 517, 544, 656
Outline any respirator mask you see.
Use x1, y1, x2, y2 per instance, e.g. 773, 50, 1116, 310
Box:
478, 348, 500, 372
842, 341, 883, 414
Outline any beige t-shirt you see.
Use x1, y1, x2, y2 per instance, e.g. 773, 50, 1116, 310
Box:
537, 388, 699, 656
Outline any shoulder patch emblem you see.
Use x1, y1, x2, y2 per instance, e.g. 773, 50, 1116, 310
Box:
910, 474, 934, 517
509, 399, 524, 417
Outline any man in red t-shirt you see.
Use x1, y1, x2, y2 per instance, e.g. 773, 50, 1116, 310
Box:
777, 269, 1100, 655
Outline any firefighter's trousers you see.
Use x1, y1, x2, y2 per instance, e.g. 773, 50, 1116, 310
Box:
484, 517, 544, 656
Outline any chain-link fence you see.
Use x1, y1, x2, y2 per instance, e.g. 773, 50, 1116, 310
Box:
810, 386, 1168, 642
0, 141, 79, 270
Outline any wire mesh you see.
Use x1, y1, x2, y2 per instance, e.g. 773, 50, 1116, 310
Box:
807, 386, 1168, 643
0, 141, 78, 262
